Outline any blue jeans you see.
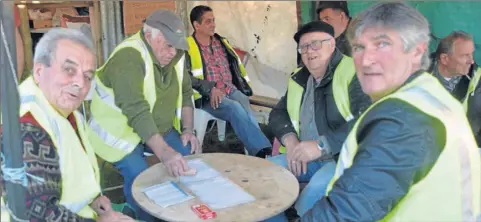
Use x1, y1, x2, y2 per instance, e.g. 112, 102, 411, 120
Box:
264, 154, 336, 222
113, 129, 191, 222
202, 90, 271, 155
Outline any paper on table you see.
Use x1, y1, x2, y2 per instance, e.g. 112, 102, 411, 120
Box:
142, 181, 194, 208
180, 159, 255, 210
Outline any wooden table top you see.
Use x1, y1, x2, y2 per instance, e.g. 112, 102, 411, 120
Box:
132, 153, 299, 222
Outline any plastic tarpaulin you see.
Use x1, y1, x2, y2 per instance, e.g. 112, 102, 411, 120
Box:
347, 1, 481, 65
187, 1, 299, 99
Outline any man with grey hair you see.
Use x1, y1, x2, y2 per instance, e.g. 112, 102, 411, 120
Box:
1, 28, 135, 221
301, 2, 480, 221
429, 31, 481, 145
88, 9, 198, 221
429, 31, 476, 99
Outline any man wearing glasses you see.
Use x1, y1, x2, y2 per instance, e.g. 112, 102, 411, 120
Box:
267, 21, 370, 221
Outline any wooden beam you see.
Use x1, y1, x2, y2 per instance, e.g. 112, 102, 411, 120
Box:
89, 1, 103, 64
26, 1, 92, 9
175, 0, 189, 33
17, 5, 33, 72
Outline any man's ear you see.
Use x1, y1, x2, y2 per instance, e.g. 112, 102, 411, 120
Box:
144, 31, 152, 40
32, 63, 44, 84
193, 21, 200, 31
339, 11, 347, 21
329, 38, 336, 51
439, 53, 449, 65
413, 41, 428, 63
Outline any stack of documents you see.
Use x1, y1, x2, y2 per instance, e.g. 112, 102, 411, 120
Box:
142, 181, 194, 208
180, 159, 255, 210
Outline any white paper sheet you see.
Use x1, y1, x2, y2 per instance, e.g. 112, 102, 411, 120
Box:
180, 159, 255, 210
142, 181, 194, 208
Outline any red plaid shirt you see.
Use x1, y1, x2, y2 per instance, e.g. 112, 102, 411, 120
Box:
199, 37, 236, 94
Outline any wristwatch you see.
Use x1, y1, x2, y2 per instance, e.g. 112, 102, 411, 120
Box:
182, 127, 197, 136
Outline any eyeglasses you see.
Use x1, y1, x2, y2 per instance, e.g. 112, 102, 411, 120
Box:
297, 39, 331, 54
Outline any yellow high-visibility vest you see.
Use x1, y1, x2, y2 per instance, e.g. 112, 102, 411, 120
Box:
327, 73, 481, 221
88, 31, 184, 163
186, 36, 250, 100
280, 56, 356, 153
1, 77, 101, 221
463, 67, 481, 111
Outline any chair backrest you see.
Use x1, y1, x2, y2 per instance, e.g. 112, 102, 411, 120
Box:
233, 48, 250, 66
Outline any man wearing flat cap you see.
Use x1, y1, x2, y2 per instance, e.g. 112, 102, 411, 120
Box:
317, 1, 351, 56
267, 21, 370, 221
88, 9, 198, 221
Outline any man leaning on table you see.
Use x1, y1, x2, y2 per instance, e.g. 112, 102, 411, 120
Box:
87, 10, 198, 222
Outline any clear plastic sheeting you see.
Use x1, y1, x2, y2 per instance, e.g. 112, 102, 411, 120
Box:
348, 1, 481, 65
188, 1, 299, 99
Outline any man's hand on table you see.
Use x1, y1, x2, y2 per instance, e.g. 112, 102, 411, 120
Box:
147, 134, 197, 177
160, 146, 197, 177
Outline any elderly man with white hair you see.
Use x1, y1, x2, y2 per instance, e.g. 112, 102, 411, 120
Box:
87, 9, 198, 221
1, 28, 134, 221
300, 2, 481, 221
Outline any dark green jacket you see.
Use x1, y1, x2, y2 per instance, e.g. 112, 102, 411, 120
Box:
97, 31, 193, 142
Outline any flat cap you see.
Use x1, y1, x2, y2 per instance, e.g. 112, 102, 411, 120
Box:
316, 1, 350, 17
294, 21, 335, 43
144, 9, 188, 50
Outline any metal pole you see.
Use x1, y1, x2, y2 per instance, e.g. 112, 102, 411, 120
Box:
113, 1, 123, 44
106, 1, 116, 53
100, 0, 109, 60
0, 1, 28, 221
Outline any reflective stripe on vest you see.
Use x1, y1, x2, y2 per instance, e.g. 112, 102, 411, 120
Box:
327, 73, 480, 221
1, 77, 101, 221
463, 67, 481, 112
88, 32, 184, 163
186, 36, 250, 100
332, 56, 356, 121
279, 56, 356, 153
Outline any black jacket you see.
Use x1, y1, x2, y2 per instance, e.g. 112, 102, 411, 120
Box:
427, 61, 474, 101
186, 33, 252, 107
302, 72, 446, 221
268, 49, 371, 154
336, 31, 351, 57
429, 62, 481, 145
466, 65, 481, 145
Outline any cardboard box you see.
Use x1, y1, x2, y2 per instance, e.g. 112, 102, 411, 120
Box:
33, 19, 53, 29
52, 7, 79, 27
28, 8, 54, 20
123, 1, 175, 35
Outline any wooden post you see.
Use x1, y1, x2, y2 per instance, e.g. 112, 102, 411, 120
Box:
89, 1, 103, 64
17, 5, 33, 72
175, 0, 189, 33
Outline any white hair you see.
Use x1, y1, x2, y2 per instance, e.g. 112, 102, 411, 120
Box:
347, 1, 431, 70
34, 27, 95, 66
143, 23, 161, 39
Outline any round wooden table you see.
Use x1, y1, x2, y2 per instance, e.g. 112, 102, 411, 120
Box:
132, 153, 299, 222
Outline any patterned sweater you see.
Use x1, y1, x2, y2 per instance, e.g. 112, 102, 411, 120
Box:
1, 112, 95, 222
